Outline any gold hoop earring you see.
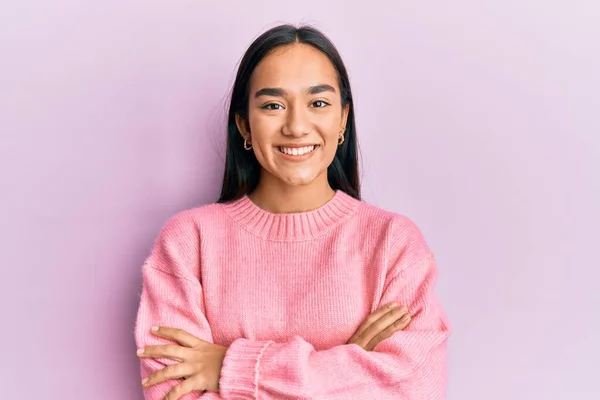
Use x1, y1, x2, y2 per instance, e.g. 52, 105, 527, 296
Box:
338, 129, 345, 145
243, 138, 252, 150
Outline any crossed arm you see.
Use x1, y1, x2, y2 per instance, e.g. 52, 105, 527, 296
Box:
134, 254, 449, 400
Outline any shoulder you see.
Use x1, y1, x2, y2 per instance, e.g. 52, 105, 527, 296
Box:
355, 200, 433, 265
355, 200, 424, 238
145, 202, 226, 272
154, 202, 226, 242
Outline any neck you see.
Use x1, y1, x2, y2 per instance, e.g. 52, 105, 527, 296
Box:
249, 174, 335, 214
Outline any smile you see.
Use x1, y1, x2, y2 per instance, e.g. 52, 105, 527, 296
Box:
277, 145, 318, 156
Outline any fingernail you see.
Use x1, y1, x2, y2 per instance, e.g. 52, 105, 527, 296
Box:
151, 326, 159, 332
389, 302, 399, 309
141, 378, 148, 385
136, 348, 144, 355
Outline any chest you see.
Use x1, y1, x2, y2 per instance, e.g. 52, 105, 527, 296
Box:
200, 237, 387, 350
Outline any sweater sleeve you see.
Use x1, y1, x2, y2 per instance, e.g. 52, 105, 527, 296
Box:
134, 213, 223, 400
218, 218, 450, 400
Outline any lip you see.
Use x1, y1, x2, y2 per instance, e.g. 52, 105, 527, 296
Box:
275, 144, 320, 148
275, 144, 319, 162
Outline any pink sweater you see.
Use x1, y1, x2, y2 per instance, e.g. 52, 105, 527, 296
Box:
134, 190, 450, 399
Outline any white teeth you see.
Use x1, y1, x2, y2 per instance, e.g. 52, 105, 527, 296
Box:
279, 145, 316, 156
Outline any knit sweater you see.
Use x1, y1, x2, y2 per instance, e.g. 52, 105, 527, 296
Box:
134, 190, 450, 399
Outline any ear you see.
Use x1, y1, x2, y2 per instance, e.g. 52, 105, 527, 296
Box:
341, 104, 350, 130
235, 114, 251, 141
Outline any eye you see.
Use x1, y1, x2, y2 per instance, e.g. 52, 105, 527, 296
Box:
261, 103, 283, 110
311, 100, 330, 108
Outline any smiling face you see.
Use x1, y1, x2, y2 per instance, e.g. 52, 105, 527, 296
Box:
236, 43, 349, 189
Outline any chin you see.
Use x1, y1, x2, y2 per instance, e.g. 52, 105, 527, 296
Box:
275, 170, 322, 186
280, 176, 317, 186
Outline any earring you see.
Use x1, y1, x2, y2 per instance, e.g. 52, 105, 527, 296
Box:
338, 128, 345, 145
243, 138, 252, 150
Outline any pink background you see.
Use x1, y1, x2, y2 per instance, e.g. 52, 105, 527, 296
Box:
1, 1, 599, 398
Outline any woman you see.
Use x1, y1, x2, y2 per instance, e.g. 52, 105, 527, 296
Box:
135, 24, 450, 400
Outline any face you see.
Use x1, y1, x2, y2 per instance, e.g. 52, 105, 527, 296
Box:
236, 43, 349, 188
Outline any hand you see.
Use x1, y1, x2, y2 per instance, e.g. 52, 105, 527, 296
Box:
347, 302, 411, 351
137, 326, 228, 399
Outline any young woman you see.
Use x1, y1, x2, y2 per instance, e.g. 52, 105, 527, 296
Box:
135, 24, 450, 400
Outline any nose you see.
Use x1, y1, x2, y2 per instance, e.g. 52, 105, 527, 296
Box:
282, 104, 310, 137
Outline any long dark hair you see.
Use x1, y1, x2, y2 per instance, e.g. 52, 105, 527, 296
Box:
217, 24, 361, 203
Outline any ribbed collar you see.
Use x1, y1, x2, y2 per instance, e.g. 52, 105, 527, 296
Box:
221, 190, 360, 241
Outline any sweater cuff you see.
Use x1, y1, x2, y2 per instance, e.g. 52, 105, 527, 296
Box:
219, 338, 273, 399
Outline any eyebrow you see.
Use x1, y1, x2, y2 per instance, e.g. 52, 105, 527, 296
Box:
254, 84, 337, 98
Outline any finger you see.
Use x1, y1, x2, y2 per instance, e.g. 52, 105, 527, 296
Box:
359, 306, 409, 346
365, 313, 411, 351
350, 306, 409, 349
150, 326, 201, 348
349, 304, 408, 345
348, 303, 400, 343
137, 344, 190, 362
165, 375, 204, 400
142, 363, 196, 388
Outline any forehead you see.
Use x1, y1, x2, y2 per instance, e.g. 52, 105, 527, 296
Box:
249, 43, 339, 92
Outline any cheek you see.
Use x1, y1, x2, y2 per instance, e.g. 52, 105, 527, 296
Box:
319, 113, 343, 137
246, 116, 277, 168
322, 139, 339, 163
322, 126, 341, 150
248, 116, 280, 149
